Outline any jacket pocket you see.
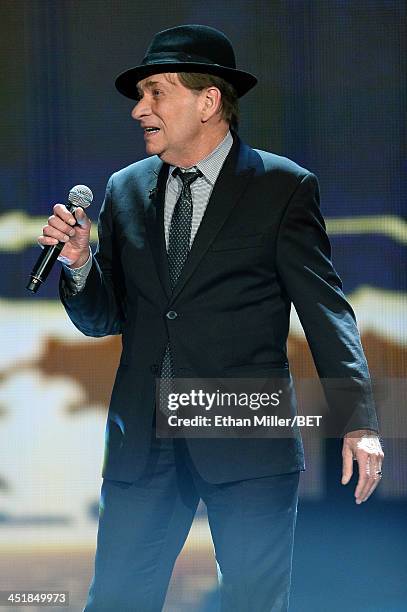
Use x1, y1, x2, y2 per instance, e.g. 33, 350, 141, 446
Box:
222, 361, 290, 376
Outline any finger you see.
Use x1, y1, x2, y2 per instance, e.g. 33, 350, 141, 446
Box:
341, 444, 354, 485
357, 463, 375, 503
354, 452, 370, 503
74, 207, 91, 228
38, 234, 64, 246
356, 454, 380, 504
38, 235, 58, 247
42, 224, 71, 243
53, 203, 77, 226
361, 475, 381, 503
47, 214, 76, 236
361, 458, 383, 502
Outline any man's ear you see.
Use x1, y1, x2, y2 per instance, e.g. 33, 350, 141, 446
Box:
201, 86, 222, 122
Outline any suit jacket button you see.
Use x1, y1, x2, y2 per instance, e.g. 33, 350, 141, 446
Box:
150, 364, 159, 374
166, 310, 178, 320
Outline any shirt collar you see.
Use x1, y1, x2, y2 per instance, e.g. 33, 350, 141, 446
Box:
169, 130, 233, 186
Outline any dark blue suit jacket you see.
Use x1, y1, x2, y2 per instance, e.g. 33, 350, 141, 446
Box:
60, 132, 379, 483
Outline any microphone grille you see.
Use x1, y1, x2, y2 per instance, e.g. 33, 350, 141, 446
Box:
68, 184, 93, 208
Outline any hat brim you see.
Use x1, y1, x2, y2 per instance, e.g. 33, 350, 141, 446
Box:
115, 62, 257, 99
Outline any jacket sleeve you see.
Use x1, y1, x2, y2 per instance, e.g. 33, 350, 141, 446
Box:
275, 172, 379, 435
59, 174, 126, 337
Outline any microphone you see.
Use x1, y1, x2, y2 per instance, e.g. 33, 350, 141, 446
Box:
26, 185, 93, 293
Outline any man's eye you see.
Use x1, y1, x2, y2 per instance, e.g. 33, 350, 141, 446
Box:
152, 90, 162, 96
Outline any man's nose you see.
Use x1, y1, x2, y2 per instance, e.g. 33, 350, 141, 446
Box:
131, 99, 150, 120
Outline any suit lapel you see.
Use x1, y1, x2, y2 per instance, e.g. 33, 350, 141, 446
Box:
143, 160, 172, 299
168, 133, 255, 305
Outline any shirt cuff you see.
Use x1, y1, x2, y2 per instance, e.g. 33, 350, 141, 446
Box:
62, 248, 92, 293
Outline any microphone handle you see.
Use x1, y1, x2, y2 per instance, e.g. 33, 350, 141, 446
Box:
26, 203, 79, 294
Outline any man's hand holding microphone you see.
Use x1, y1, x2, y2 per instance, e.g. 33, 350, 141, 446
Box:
38, 203, 91, 268
27, 185, 93, 292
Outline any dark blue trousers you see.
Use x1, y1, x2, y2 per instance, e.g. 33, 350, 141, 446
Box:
84, 428, 300, 611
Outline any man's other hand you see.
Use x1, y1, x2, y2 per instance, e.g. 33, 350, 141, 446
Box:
38, 204, 91, 268
341, 429, 384, 504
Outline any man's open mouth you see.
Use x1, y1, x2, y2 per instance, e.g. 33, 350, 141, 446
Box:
144, 127, 160, 134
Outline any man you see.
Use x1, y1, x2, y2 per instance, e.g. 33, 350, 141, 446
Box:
39, 25, 383, 612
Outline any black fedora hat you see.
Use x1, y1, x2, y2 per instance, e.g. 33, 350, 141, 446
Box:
115, 24, 257, 99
